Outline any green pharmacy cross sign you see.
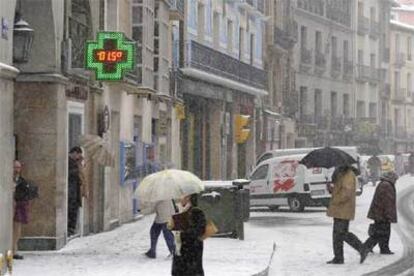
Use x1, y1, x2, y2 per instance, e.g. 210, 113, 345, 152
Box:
85, 32, 135, 81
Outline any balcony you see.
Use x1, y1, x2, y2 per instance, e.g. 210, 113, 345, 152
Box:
168, 0, 184, 20
383, 48, 390, 63
369, 21, 380, 39
395, 53, 406, 68
343, 60, 353, 81
184, 40, 266, 90
356, 64, 370, 82
369, 67, 380, 84
331, 56, 341, 78
394, 88, 407, 103
274, 20, 298, 50
315, 51, 327, 74
358, 15, 370, 36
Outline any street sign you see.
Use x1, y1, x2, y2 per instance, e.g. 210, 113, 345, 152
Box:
85, 32, 135, 81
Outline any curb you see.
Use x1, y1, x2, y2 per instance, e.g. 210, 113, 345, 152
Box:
252, 243, 277, 276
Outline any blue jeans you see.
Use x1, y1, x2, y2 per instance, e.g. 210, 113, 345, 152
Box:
149, 222, 175, 255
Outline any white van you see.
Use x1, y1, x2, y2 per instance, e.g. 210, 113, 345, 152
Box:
249, 151, 363, 212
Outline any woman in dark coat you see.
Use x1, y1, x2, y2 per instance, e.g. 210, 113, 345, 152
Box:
172, 194, 206, 276
362, 171, 398, 255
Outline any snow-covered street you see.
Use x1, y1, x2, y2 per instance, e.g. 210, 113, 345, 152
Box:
13, 177, 414, 276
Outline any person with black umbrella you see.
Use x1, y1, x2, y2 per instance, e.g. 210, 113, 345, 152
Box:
326, 164, 367, 264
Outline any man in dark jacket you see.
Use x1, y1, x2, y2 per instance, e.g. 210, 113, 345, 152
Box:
68, 146, 83, 236
362, 171, 398, 256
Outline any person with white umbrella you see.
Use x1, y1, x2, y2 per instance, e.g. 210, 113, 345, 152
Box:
143, 199, 176, 259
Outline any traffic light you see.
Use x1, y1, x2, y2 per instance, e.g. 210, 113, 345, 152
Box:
234, 114, 251, 144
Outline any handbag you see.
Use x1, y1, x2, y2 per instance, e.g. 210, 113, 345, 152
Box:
201, 219, 218, 240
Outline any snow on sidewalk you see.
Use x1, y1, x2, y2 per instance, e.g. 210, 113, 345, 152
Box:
14, 214, 274, 276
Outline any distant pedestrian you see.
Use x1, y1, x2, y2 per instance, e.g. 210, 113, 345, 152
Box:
171, 194, 206, 276
408, 152, 414, 175
144, 200, 176, 258
394, 152, 405, 177
13, 160, 38, 260
367, 155, 382, 186
68, 146, 84, 236
327, 165, 366, 264
362, 172, 398, 256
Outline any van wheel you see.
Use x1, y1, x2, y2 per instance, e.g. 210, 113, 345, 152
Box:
268, 205, 279, 212
289, 197, 304, 212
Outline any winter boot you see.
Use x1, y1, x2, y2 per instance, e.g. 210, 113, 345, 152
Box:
327, 258, 344, 264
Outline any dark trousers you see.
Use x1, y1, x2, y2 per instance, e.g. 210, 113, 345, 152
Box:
149, 222, 175, 255
364, 222, 391, 252
68, 197, 79, 234
332, 218, 363, 260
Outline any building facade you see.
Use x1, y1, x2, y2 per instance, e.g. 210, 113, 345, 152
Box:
260, 0, 297, 156
10, 0, 183, 251
180, 0, 267, 179
389, 20, 414, 152
294, 0, 354, 147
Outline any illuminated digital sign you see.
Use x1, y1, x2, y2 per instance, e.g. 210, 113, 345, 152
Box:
85, 32, 135, 81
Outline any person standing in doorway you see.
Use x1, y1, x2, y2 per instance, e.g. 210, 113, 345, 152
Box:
13, 160, 30, 260
68, 146, 83, 236
326, 165, 367, 264
362, 172, 398, 255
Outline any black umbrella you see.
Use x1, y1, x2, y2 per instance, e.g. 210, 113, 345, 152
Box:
299, 147, 357, 169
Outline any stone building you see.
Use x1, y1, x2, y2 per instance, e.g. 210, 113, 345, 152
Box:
259, 0, 297, 155
294, 0, 354, 147
179, 0, 267, 179
389, 20, 414, 152
0, 0, 19, 261
10, 0, 183, 251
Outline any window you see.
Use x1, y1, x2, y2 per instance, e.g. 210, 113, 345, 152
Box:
395, 71, 400, 91
197, 3, 205, 41
205, 0, 212, 36
188, 0, 197, 29
408, 73, 412, 95
239, 27, 244, 60
213, 12, 220, 48
396, 34, 400, 54
250, 33, 255, 65
370, 53, 376, 68
358, 49, 364, 64
357, 101, 365, 118
331, 36, 337, 58
358, 2, 364, 18
315, 31, 322, 53
314, 89, 322, 117
331, 92, 337, 117
300, 26, 307, 49
343, 40, 349, 63
343, 94, 350, 117
251, 164, 269, 180
300, 86, 308, 117
227, 20, 233, 52
369, 103, 377, 119
408, 37, 412, 60
370, 7, 376, 22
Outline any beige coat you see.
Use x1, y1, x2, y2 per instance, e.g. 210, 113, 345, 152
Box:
327, 169, 356, 220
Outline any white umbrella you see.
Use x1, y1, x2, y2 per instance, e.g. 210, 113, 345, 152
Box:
136, 169, 204, 203
80, 134, 115, 167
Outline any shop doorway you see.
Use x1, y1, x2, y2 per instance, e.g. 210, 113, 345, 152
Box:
67, 101, 85, 238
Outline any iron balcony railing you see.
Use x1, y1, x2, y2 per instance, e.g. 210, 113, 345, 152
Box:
395, 53, 406, 68
301, 47, 312, 64
358, 15, 370, 35
168, 0, 184, 20
369, 21, 380, 39
356, 64, 370, 82
185, 40, 267, 90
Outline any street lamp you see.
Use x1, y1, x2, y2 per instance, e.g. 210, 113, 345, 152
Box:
13, 12, 34, 63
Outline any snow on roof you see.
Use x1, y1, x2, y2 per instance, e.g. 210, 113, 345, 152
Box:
390, 19, 414, 32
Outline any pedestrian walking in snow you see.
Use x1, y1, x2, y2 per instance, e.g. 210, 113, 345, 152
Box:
327, 165, 367, 264
144, 200, 176, 258
394, 153, 405, 177
367, 155, 382, 186
361, 171, 398, 256
171, 194, 206, 276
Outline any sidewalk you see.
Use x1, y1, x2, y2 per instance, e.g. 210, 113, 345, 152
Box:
14, 214, 274, 276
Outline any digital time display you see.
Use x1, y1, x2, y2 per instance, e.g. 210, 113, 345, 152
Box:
94, 50, 125, 62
